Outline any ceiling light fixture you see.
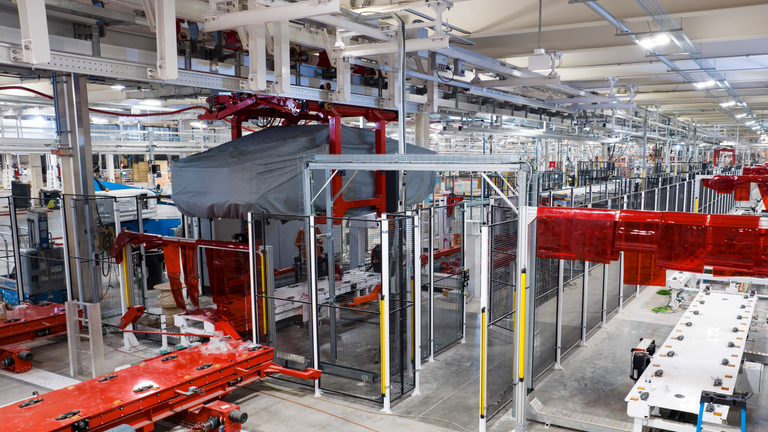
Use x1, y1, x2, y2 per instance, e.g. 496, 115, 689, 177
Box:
637, 33, 671, 49
694, 80, 715, 89
746, 121, 756, 125
111, 84, 125, 90
735, 114, 747, 118
720, 101, 736, 107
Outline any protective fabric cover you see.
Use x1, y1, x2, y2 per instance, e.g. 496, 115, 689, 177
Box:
171, 125, 437, 219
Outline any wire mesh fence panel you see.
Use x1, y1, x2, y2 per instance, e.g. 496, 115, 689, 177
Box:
419, 208, 430, 360
485, 218, 517, 421
658, 187, 667, 211
684, 181, 693, 212
667, 186, 676, 211
430, 204, 465, 354
644, 189, 656, 211
3, 196, 69, 306
561, 260, 584, 352
605, 259, 621, 316
585, 262, 603, 332
66, 195, 133, 318
310, 215, 385, 400
532, 256, 558, 380
387, 216, 416, 401
250, 215, 315, 386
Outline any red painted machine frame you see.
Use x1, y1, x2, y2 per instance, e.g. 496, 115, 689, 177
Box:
3, 341, 320, 432
198, 94, 398, 220
0, 303, 77, 348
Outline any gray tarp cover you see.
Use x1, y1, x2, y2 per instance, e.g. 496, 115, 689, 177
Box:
171, 125, 436, 219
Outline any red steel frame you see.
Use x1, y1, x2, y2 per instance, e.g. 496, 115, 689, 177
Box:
199, 94, 397, 220
0, 303, 76, 348
3, 341, 320, 432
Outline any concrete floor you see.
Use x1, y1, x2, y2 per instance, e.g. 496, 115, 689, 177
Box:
1, 285, 766, 432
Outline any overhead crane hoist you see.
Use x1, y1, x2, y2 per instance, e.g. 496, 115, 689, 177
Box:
198, 94, 400, 221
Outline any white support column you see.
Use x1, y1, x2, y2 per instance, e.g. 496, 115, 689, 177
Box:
333, 56, 352, 102
412, 211, 421, 397
479, 225, 489, 432
380, 214, 391, 414
309, 215, 322, 397
247, 0, 267, 92
17, 0, 51, 64
106, 154, 115, 183
428, 206, 435, 362
154, 0, 178, 80
618, 252, 625, 313
513, 173, 529, 431
601, 261, 608, 329
386, 53, 400, 109
29, 153, 43, 199
414, 113, 431, 149
273, 21, 291, 95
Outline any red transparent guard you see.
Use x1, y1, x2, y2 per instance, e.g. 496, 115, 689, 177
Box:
616, 210, 661, 253
705, 214, 759, 271
656, 212, 709, 273
623, 252, 666, 287
756, 229, 768, 278
162, 242, 187, 310
537, 207, 618, 263
205, 249, 260, 336
180, 243, 200, 309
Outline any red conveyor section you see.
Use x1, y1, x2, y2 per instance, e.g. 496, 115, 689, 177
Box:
0, 303, 73, 348
2, 342, 320, 432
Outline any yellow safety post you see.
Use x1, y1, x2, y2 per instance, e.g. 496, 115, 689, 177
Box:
260, 252, 267, 334
480, 307, 487, 418
518, 270, 527, 382
122, 247, 131, 308
380, 297, 386, 396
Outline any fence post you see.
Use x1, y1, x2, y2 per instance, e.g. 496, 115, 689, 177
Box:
380, 214, 391, 413
59, 196, 73, 302
247, 212, 259, 343
412, 211, 421, 397
554, 259, 564, 370
580, 261, 589, 347
428, 206, 435, 362
309, 215, 322, 398
601, 261, 608, 329
8, 197, 23, 302
479, 225, 489, 432
618, 252, 625, 313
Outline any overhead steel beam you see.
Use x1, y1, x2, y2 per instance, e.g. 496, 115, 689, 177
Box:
43, 0, 143, 25
473, 76, 561, 87
203, 0, 340, 32
331, 36, 449, 58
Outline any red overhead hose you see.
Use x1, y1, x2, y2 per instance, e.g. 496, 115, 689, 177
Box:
0, 85, 212, 117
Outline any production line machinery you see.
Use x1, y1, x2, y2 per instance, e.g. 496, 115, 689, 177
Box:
0, 339, 320, 432
0, 301, 76, 374
626, 289, 760, 432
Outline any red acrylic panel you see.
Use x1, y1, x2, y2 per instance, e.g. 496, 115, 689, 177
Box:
205, 248, 262, 337
623, 252, 666, 287
755, 229, 768, 278
162, 242, 187, 310
616, 210, 661, 253
180, 243, 200, 309
713, 268, 753, 277
734, 184, 751, 201
537, 207, 618, 263
705, 214, 759, 272
536, 207, 576, 261
656, 212, 709, 273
